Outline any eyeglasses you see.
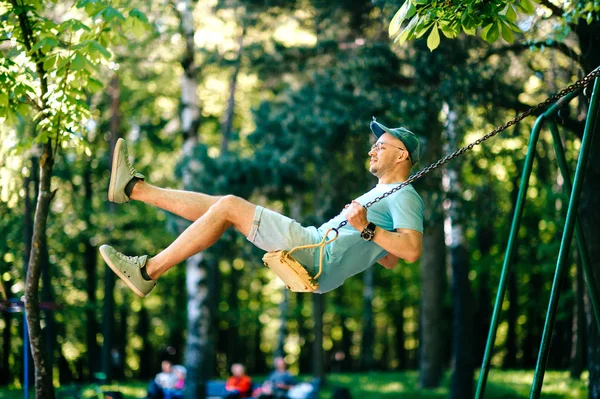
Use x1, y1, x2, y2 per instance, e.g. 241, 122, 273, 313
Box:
370, 142, 406, 153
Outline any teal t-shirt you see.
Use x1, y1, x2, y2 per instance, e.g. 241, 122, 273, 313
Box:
315, 183, 424, 293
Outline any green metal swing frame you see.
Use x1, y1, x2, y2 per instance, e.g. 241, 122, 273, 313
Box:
475, 76, 600, 399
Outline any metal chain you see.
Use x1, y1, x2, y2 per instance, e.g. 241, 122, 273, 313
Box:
336, 67, 600, 232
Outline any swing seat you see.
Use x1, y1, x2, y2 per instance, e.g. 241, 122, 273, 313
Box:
262, 228, 338, 293
263, 250, 319, 292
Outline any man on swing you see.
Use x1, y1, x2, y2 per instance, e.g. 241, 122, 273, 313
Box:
100, 119, 424, 297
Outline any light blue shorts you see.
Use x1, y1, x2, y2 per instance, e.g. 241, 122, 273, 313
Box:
247, 206, 322, 273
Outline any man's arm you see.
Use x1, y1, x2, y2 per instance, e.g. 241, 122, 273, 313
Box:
372, 227, 422, 263
346, 201, 422, 263
377, 253, 399, 269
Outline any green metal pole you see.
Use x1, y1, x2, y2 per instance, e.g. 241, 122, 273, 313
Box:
529, 77, 600, 399
474, 115, 545, 399
548, 120, 600, 333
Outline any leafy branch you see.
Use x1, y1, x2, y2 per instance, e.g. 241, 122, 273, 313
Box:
389, 0, 535, 51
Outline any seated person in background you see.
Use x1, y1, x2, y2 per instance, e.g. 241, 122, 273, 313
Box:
225, 363, 253, 398
146, 360, 177, 399
172, 365, 186, 390
255, 356, 296, 399
161, 365, 186, 399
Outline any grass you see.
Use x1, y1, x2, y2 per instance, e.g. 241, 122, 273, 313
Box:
0, 370, 588, 399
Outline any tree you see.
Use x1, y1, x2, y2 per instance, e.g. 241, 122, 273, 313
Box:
0, 1, 149, 396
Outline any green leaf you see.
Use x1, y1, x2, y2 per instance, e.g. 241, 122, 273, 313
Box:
394, 25, 412, 45
71, 53, 86, 71
517, 0, 535, 14
427, 24, 440, 51
463, 25, 476, 35
130, 18, 147, 39
501, 20, 515, 43
440, 24, 457, 39
30, 36, 59, 53
506, 5, 517, 22
102, 6, 125, 22
129, 8, 149, 23
87, 77, 103, 93
414, 15, 434, 38
403, 15, 421, 42
389, 0, 416, 37
0, 92, 8, 108
482, 22, 500, 43
89, 41, 111, 59
43, 54, 57, 70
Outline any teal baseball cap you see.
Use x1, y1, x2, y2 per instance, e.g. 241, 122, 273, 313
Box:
370, 117, 420, 167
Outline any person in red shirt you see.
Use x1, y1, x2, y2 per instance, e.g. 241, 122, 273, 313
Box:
225, 363, 253, 399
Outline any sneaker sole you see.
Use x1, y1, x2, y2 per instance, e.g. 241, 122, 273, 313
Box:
99, 245, 147, 298
107, 138, 124, 203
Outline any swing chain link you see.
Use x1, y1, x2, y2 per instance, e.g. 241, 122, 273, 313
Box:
336, 67, 600, 232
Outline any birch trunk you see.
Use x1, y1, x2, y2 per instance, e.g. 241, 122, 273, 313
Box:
173, 1, 212, 397
221, 23, 246, 155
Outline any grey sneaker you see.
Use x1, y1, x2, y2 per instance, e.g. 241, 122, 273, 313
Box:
99, 245, 156, 297
108, 138, 145, 203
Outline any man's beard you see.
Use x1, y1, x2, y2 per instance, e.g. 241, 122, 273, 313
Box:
369, 163, 381, 177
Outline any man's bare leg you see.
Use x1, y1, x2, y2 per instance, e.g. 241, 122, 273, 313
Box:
130, 181, 221, 221
145, 195, 256, 279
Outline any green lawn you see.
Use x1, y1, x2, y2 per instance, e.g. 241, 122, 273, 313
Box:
0, 370, 588, 399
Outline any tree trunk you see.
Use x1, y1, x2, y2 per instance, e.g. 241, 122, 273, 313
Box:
297, 294, 311, 374
331, 288, 352, 372
277, 290, 289, 357
183, 252, 212, 398
0, 276, 12, 386
103, 74, 120, 382
570, 260, 586, 378
22, 153, 38, 388
82, 162, 99, 380
360, 267, 375, 371
443, 107, 474, 399
503, 166, 521, 369
174, 0, 211, 395
226, 268, 240, 366
579, 97, 600, 398
40, 234, 55, 381
221, 23, 246, 155
448, 246, 474, 399
312, 294, 325, 381
504, 270, 518, 368
392, 293, 406, 370
418, 120, 446, 388
419, 223, 445, 385
572, 18, 600, 398
24, 140, 56, 399
137, 306, 154, 380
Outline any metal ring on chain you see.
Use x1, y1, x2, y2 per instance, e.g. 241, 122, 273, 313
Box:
336, 67, 600, 231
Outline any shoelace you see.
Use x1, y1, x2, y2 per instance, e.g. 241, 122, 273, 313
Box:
126, 158, 137, 176
116, 253, 139, 264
